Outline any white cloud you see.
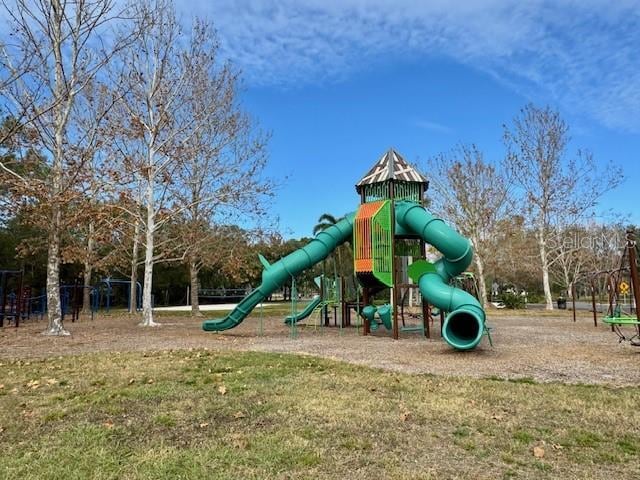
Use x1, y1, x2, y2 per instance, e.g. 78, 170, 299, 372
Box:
181, 0, 640, 132
414, 119, 452, 134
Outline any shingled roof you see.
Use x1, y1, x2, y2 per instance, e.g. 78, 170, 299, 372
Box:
356, 148, 428, 190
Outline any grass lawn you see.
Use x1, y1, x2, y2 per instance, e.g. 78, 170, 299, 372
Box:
0, 350, 638, 479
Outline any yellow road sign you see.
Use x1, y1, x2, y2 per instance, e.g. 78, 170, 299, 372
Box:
619, 281, 630, 295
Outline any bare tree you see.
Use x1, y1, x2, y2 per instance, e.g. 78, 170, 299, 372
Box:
103, 126, 146, 315
0, 18, 43, 147
426, 144, 511, 307
549, 224, 591, 296
0, 0, 134, 335
62, 80, 128, 312
578, 222, 627, 299
174, 48, 272, 316
503, 104, 623, 309
108, 1, 255, 325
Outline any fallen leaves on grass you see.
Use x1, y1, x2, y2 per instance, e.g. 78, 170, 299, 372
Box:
218, 385, 227, 395
232, 411, 246, 419
26, 380, 40, 390
533, 446, 545, 458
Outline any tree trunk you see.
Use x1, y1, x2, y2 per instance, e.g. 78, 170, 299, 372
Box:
82, 262, 92, 314
43, 203, 68, 335
141, 167, 158, 326
82, 221, 95, 313
43, 0, 70, 336
538, 231, 554, 310
129, 219, 140, 314
474, 253, 489, 308
189, 259, 201, 317
562, 264, 572, 299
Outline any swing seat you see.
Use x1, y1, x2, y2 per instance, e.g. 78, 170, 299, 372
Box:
603, 316, 640, 345
603, 316, 640, 326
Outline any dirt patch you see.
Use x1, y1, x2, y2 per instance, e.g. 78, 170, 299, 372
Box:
1, 311, 638, 386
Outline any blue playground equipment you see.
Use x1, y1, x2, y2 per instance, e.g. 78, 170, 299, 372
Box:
94, 278, 142, 313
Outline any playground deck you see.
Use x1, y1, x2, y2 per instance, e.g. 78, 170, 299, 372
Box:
1, 310, 638, 386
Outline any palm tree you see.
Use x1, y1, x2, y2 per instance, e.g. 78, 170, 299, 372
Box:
312, 213, 340, 236
313, 213, 341, 282
313, 213, 356, 281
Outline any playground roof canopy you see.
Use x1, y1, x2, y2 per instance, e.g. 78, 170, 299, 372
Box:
356, 148, 428, 192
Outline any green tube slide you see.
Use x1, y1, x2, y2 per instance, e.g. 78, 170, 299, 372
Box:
202, 214, 354, 332
359, 304, 392, 331
360, 305, 377, 324
377, 304, 393, 330
395, 201, 486, 350
284, 295, 323, 325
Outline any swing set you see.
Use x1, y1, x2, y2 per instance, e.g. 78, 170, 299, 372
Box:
600, 230, 640, 345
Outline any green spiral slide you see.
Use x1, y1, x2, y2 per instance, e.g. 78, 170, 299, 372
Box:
395, 201, 486, 350
202, 214, 355, 332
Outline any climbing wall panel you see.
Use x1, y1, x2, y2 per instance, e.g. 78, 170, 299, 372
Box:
371, 200, 393, 287
353, 200, 385, 273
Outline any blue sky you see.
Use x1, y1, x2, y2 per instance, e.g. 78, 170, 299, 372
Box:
184, 0, 639, 238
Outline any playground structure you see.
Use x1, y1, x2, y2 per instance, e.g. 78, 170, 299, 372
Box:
284, 274, 339, 326
281, 273, 373, 332
94, 278, 142, 313
0, 274, 144, 327
0, 269, 25, 327
0, 275, 98, 325
60, 280, 99, 322
599, 229, 640, 345
204, 149, 488, 350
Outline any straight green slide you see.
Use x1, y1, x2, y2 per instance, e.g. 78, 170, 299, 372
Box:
284, 295, 323, 325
